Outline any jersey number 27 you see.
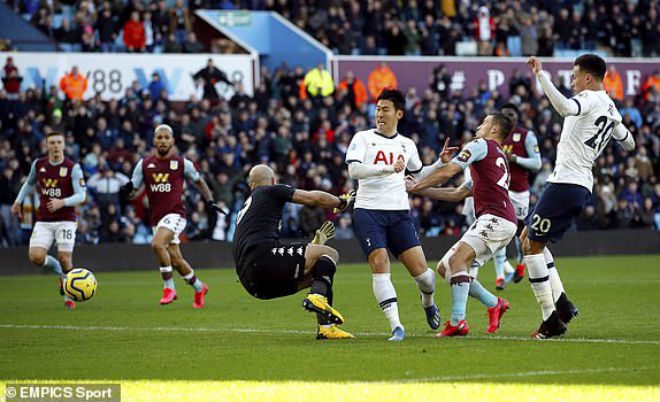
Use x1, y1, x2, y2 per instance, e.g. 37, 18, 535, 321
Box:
495, 157, 510, 189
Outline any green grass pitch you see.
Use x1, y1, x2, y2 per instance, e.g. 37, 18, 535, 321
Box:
1, 255, 659, 401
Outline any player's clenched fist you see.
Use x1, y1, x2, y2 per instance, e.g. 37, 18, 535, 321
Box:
393, 159, 405, 173
527, 56, 543, 75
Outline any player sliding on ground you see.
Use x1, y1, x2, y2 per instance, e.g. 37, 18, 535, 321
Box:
232, 164, 355, 340
523, 54, 635, 338
407, 113, 515, 337
11, 131, 87, 309
345, 89, 448, 341
120, 124, 221, 308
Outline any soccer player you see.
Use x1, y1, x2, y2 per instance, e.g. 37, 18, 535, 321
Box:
346, 89, 448, 341
523, 55, 635, 338
11, 131, 87, 309
120, 124, 219, 308
494, 103, 542, 289
408, 113, 516, 337
232, 164, 355, 340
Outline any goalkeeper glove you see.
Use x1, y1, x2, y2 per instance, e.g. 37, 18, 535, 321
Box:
312, 220, 335, 245
333, 189, 356, 213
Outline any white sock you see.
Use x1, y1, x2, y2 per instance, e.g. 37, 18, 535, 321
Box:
467, 261, 480, 279
493, 247, 507, 280
372, 273, 403, 332
182, 270, 204, 292
413, 268, 435, 308
504, 261, 515, 274
525, 254, 554, 321
543, 247, 565, 302
160, 266, 175, 290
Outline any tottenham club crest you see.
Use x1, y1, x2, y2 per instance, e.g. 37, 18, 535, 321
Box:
170, 160, 179, 170
59, 167, 68, 177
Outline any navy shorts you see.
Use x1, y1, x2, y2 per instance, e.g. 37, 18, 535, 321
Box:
352, 208, 421, 258
525, 183, 591, 243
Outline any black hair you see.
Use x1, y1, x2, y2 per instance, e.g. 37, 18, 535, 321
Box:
501, 102, 520, 116
574, 54, 606, 81
376, 88, 406, 112
489, 112, 514, 139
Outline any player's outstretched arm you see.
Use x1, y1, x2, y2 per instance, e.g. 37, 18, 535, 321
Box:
613, 123, 636, 151
527, 56, 579, 117
411, 138, 459, 181
347, 160, 403, 179
292, 190, 349, 211
406, 177, 472, 202
407, 162, 462, 192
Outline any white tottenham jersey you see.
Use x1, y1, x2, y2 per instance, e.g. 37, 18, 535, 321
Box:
346, 129, 422, 210
548, 90, 623, 191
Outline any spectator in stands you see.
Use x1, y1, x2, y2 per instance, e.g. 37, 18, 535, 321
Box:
183, 32, 204, 53
474, 6, 495, 56
603, 65, 624, 102
520, 16, 538, 56
87, 164, 128, 207
2, 57, 22, 100
96, 5, 116, 53
337, 71, 367, 110
367, 62, 397, 101
193, 58, 233, 101
143, 10, 158, 53
164, 34, 183, 53
360, 35, 378, 55
300, 62, 334, 100
123, 10, 146, 52
642, 70, 660, 101
59, 66, 88, 100
169, 0, 191, 44
148, 73, 165, 101
81, 26, 99, 52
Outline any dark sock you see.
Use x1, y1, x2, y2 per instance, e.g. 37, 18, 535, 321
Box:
310, 256, 336, 298
316, 288, 334, 325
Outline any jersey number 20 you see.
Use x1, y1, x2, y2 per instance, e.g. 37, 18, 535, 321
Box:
584, 115, 615, 154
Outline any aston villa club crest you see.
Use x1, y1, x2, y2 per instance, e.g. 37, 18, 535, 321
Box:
59, 167, 68, 177
513, 133, 521, 142
170, 160, 179, 170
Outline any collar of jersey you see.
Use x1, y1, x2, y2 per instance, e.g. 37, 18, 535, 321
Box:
374, 131, 399, 139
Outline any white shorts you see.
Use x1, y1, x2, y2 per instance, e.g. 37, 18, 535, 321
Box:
152, 213, 186, 245
452, 214, 517, 266
508, 190, 530, 221
29, 221, 77, 252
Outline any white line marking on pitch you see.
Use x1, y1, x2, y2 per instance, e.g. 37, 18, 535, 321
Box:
0, 323, 658, 345
403, 366, 655, 382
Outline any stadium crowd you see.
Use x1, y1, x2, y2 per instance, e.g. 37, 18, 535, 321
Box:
6, 0, 660, 57
1, 54, 659, 248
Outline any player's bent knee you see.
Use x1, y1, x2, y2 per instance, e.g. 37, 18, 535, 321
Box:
448, 253, 463, 274
528, 239, 545, 255
436, 261, 448, 283
29, 253, 45, 266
